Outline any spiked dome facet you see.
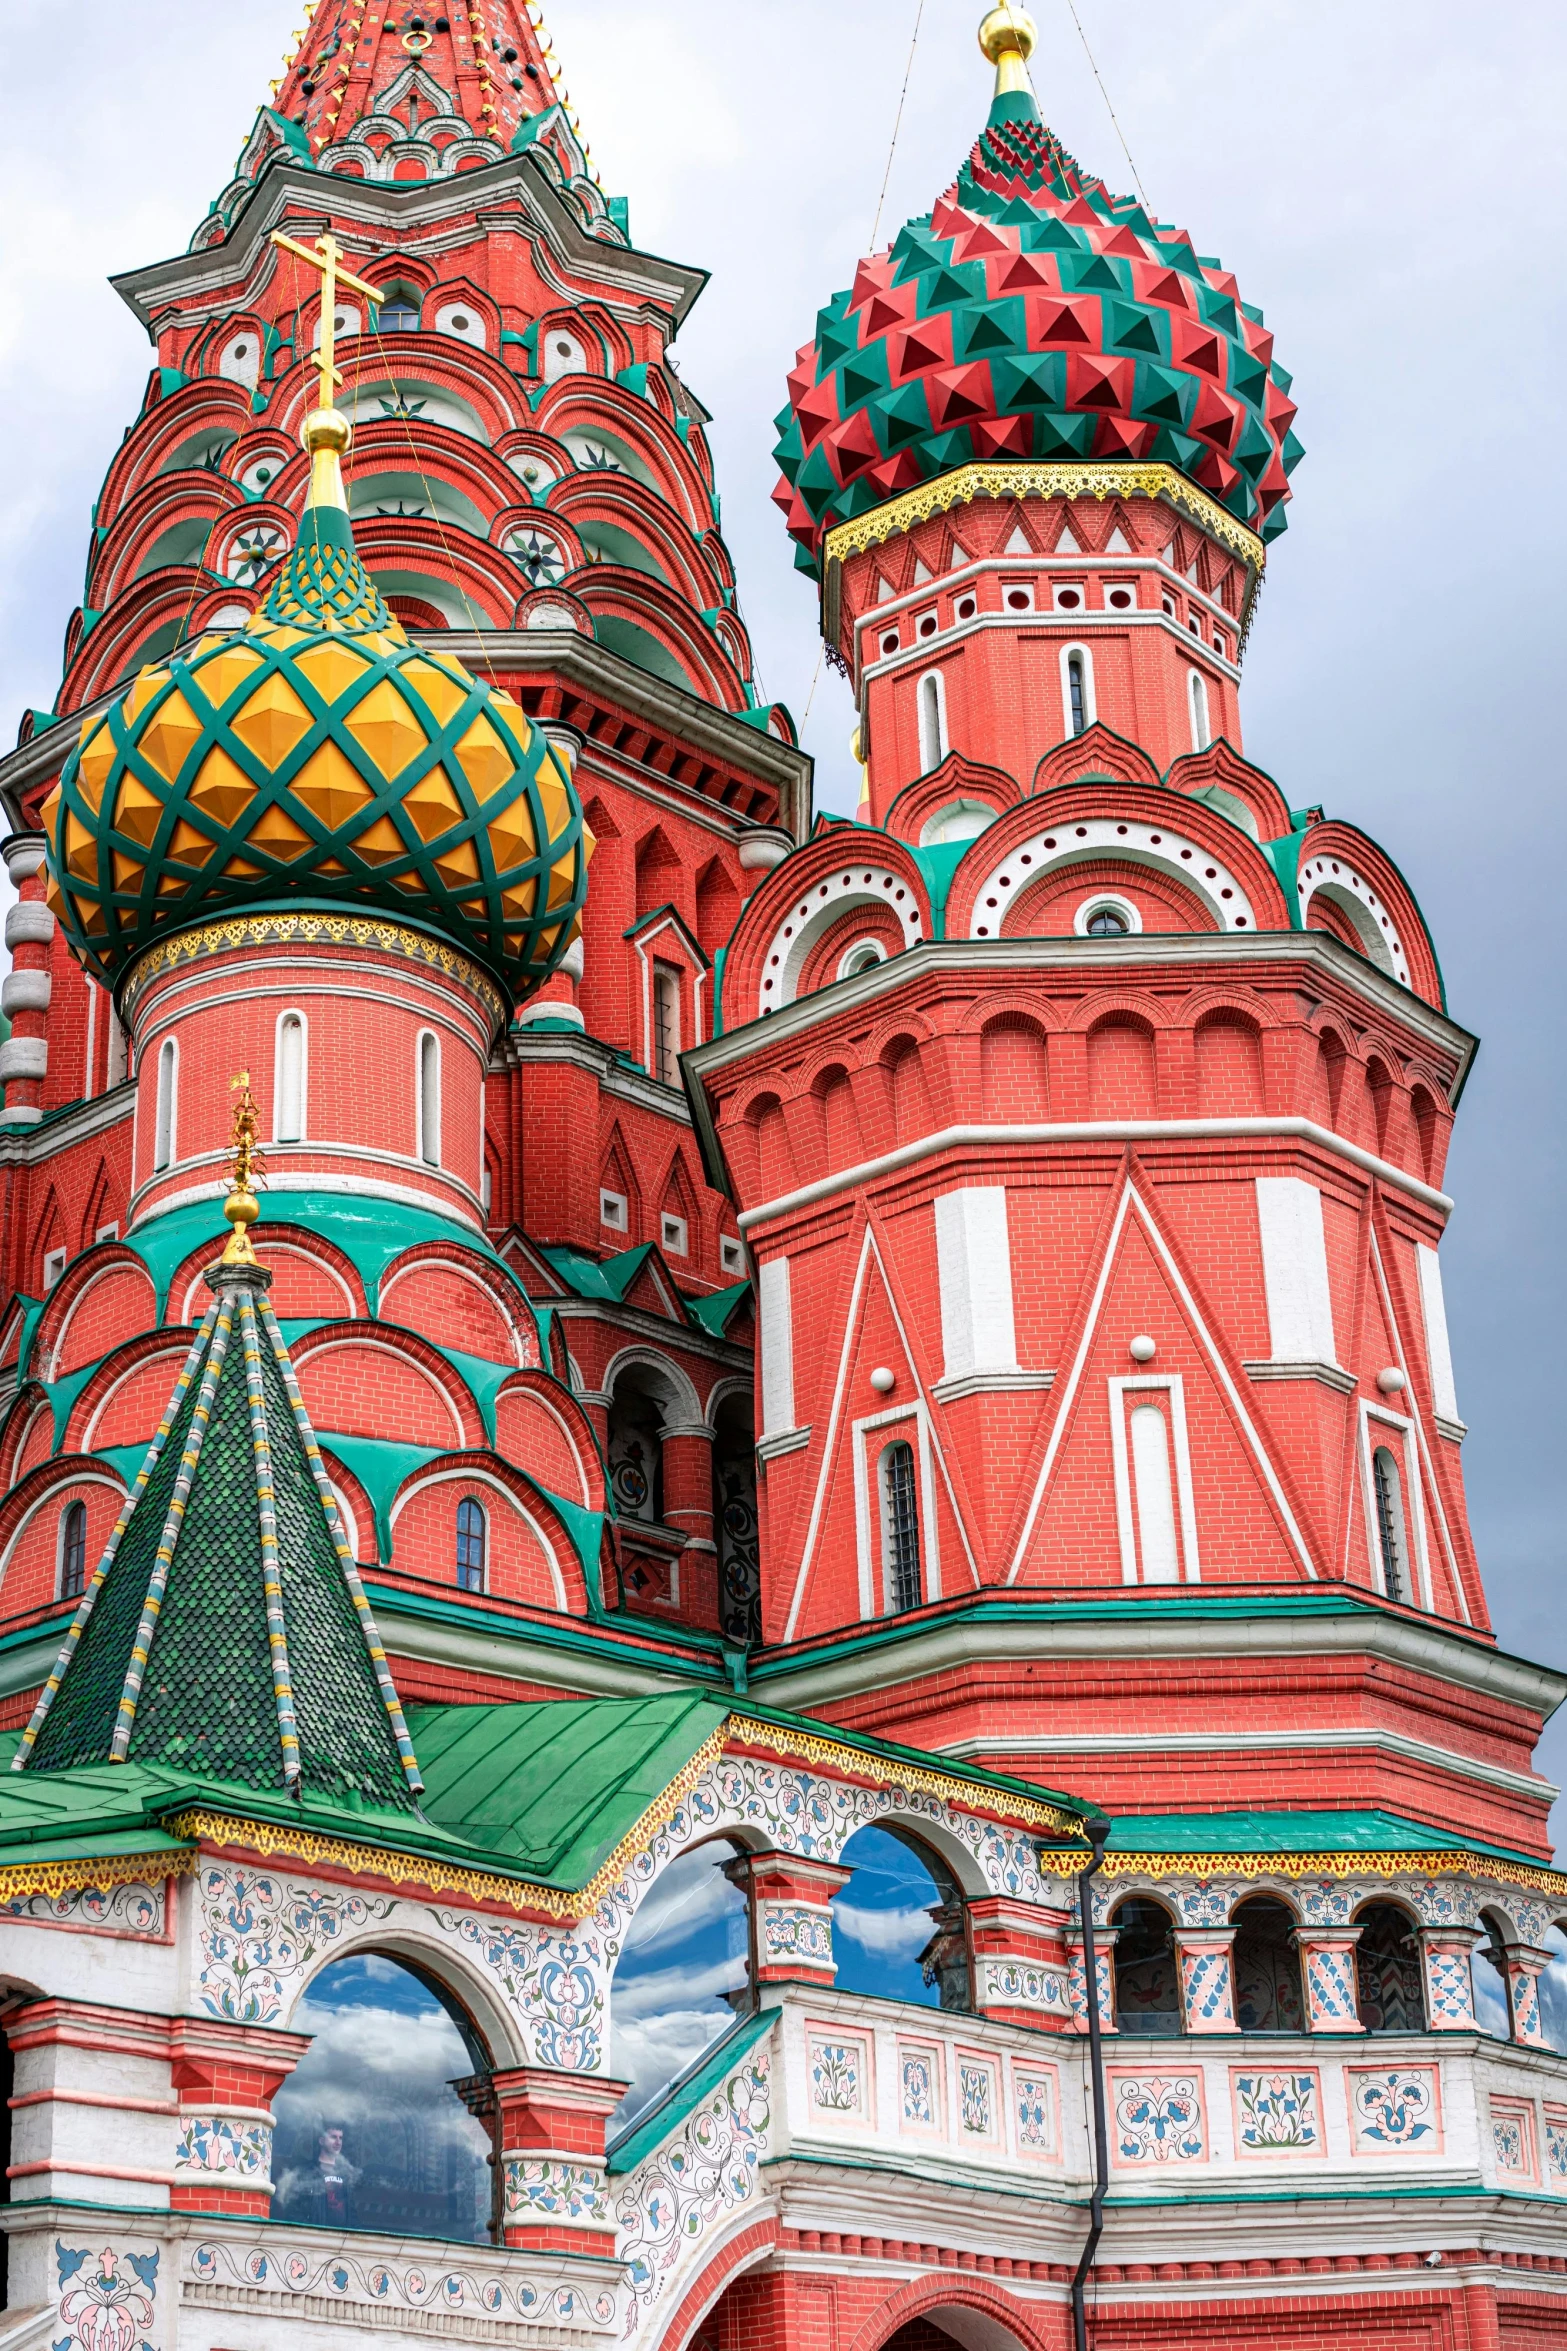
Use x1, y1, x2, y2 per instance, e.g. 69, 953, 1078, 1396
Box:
44, 478, 592, 1007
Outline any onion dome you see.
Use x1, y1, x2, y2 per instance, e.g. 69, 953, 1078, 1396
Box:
44, 407, 591, 1005
773, 6, 1302, 577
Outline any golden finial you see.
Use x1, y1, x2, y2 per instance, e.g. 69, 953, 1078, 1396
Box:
978, 3, 1038, 96
221, 1072, 267, 1267
268, 229, 386, 509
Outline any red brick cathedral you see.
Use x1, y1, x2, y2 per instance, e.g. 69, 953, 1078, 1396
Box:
0, 5, 1561, 2349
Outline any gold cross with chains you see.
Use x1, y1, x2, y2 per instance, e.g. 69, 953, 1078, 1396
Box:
270, 228, 384, 411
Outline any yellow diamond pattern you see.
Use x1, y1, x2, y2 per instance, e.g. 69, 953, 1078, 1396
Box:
486, 800, 540, 872
401, 659, 470, 729
195, 644, 264, 707
231, 671, 313, 768
403, 769, 463, 844
189, 747, 255, 830
351, 814, 406, 866
113, 775, 164, 850
139, 692, 204, 786
167, 820, 217, 869
293, 741, 373, 829
344, 677, 427, 779
433, 838, 480, 886
248, 803, 312, 861
76, 725, 116, 815
295, 640, 371, 705
454, 711, 515, 803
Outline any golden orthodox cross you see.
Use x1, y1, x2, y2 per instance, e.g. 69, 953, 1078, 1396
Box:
270, 228, 384, 408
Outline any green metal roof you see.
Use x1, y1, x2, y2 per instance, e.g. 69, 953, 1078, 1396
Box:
409, 1692, 726, 1882
1107, 1809, 1552, 1869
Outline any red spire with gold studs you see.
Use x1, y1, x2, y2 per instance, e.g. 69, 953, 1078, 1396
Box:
271, 0, 567, 158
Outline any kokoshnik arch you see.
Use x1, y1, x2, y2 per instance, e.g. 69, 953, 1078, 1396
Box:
0, 5, 1560, 2349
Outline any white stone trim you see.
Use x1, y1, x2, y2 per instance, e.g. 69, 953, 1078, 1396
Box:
966, 818, 1256, 938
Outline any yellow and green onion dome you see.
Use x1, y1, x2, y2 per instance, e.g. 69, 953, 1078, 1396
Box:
44, 410, 591, 1004
774, 7, 1302, 576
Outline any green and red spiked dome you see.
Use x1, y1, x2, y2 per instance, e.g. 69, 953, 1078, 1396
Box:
773, 13, 1303, 577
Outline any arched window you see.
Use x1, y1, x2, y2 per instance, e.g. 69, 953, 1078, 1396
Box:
153, 1037, 177, 1173
270, 1954, 493, 2240
1354, 1902, 1425, 2031
1067, 652, 1088, 736
832, 1825, 968, 2010
880, 1439, 922, 1613
1059, 642, 1096, 735
713, 1392, 759, 1648
1231, 1897, 1305, 2031
59, 1500, 88, 1602
653, 964, 681, 1086
417, 1032, 441, 1167
275, 1011, 306, 1143
1371, 1443, 1409, 1602
917, 670, 947, 773
1540, 1920, 1567, 2054
1189, 668, 1211, 751
1472, 1910, 1514, 2041
375, 285, 421, 333
608, 1368, 666, 1524
1111, 1898, 1181, 2035
455, 1498, 487, 1594
609, 1838, 750, 2136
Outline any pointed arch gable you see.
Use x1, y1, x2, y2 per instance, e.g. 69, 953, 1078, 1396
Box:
1003, 1172, 1324, 1588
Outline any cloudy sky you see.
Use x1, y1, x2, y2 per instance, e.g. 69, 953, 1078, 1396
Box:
3, 2, 1565, 1825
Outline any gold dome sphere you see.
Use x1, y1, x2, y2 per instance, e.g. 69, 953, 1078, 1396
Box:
978, 3, 1038, 66
303, 406, 352, 454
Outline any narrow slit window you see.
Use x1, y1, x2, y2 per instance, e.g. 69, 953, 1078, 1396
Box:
1130, 1402, 1181, 1583
1067, 651, 1088, 737
653, 965, 681, 1087
455, 1498, 487, 1593
881, 1439, 922, 1614
917, 671, 947, 773
1189, 669, 1211, 751
153, 1038, 177, 1173
1372, 1443, 1409, 1603
275, 1012, 305, 1143
418, 1032, 441, 1166
60, 1500, 88, 1601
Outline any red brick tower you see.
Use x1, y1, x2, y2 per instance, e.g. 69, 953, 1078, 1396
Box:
685, 8, 1551, 1868
0, 4, 808, 1669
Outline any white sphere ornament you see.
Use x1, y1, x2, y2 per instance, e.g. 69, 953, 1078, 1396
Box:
1376, 1366, 1407, 1395
1128, 1335, 1157, 1364
869, 1366, 896, 1395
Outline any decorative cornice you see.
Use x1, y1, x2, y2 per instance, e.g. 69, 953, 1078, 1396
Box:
727, 1714, 1085, 1841
823, 462, 1266, 576
120, 911, 507, 1032
1106, 1849, 1567, 1897
0, 1850, 189, 1905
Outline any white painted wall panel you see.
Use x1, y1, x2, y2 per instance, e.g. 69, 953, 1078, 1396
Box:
1416, 1243, 1460, 1423
758, 1254, 796, 1436
1254, 1176, 1337, 1364
935, 1187, 1019, 1380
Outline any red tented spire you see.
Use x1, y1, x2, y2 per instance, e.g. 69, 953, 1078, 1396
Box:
272, 0, 564, 157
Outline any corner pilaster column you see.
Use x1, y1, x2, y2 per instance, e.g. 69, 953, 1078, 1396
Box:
661, 1421, 718, 1627
967, 1897, 1075, 2033
1418, 1927, 1482, 2030
726, 1850, 851, 1988
1065, 1926, 1118, 2036
1295, 1927, 1365, 2032
1500, 1944, 1554, 2048
458, 2064, 627, 2256
168, 2017, 313, 2216
1176, 1928, 1238, 2032
0, 834, 53, 1128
